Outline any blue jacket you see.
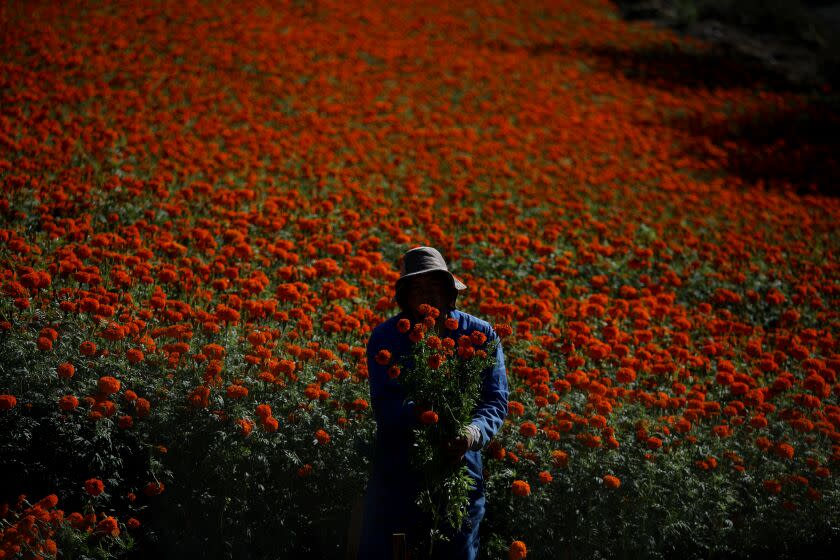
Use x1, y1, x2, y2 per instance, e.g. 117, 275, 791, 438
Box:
357, 308, 509, 559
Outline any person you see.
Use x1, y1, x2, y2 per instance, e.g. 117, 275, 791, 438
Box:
355, 246, 509, 560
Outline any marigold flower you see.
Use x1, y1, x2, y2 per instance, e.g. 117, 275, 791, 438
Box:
509, 540, 527, 560
56, 362, 75, 379
428, 353, 445, 369
445, 317, 459, 330
420, 410, 439, 425
95, 516, 120, 537
0, 394, 17, 410
494, 323, 513, 338
315, 428, 331, 444
409, 329, 424, 343
457, 345, 476, 359
511, 480, 531, 497
775, 442, 794, 460
262, 416, 279, 432
226, 384, 249, 399
352, 398, 369, 411
519, 421, 537, 437
85, 478, 105, 496
387, 365, 401, 379
97, 376, 121, 396
508, 401, 525, 416
603, 475, 621, 489
237, 418, 254, 436
144, 481, 165, 496
126, 348, 144, 364
763, 479, 782, 494
470, 330, 487, 346
135, 398, 150, 417
397, 318, 411, 333
127, 517, 141, 530
375, 349, 391, 366
755, 436, 772, 451
59, 395, 79, 411
538, 471, 553, 484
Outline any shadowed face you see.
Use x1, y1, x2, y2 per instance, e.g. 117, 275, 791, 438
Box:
398, 271, 454, 320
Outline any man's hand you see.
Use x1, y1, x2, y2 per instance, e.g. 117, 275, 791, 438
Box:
444, 425, 478, 464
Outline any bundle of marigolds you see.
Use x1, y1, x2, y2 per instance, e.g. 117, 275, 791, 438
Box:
392, 303, 498, 557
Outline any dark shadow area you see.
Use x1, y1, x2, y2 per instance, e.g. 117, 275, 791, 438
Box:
480, 36, 840, 196
661, 89, 840, 197
488, 36, 840, 197
574, 42, 811, 94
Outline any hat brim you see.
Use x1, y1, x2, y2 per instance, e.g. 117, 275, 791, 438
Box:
395, 269, 467, 291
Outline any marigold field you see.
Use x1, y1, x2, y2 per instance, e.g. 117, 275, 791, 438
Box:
1, 0, 839, 559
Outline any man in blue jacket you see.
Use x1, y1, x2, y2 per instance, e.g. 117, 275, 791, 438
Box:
356, 246, 509, 560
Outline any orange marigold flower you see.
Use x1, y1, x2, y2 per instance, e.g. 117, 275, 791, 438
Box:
397, 318, 411, 333
494, 323, 513, 338
0, 394, 17, 410
409, 329, 425, 343
428, 353, 445, 369
445, 317, 459, 330
551, 450, 569, 467
97, 376, 121, 396
519, 422, 537, 437
509, 540, 528, 560
59, 395, 79, 411
226, 384, 249, 399
775, 442, 795, 460
95, 516, 120, 537
85, 478, 105, 496
511, 480, 531, 497
352, 398, 369, 411
262, 416, 279, 432
756, 436, 772, 451
616, 367, 636, 383
56, 362, 75, 379
387, 365, 401, 379
763, 479, 782, 494
135, 398, 150, 417
237, 418, 254, 436
538, 471, 553, 484
127, 517, 141, 530
420, 410, 439, 425
470, 330, 487, 346
508, 401, 525, 416
255, 404, 272, 419
603, 475, 621, 489
375, 349, 391, 366
126, 348, 144, 364
144, 481, 165, 496
315, 428, 331, 444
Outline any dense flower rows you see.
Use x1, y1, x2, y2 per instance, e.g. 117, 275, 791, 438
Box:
0, 0, 838, 558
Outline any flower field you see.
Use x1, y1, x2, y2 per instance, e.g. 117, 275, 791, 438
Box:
1, 0, 839, 558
